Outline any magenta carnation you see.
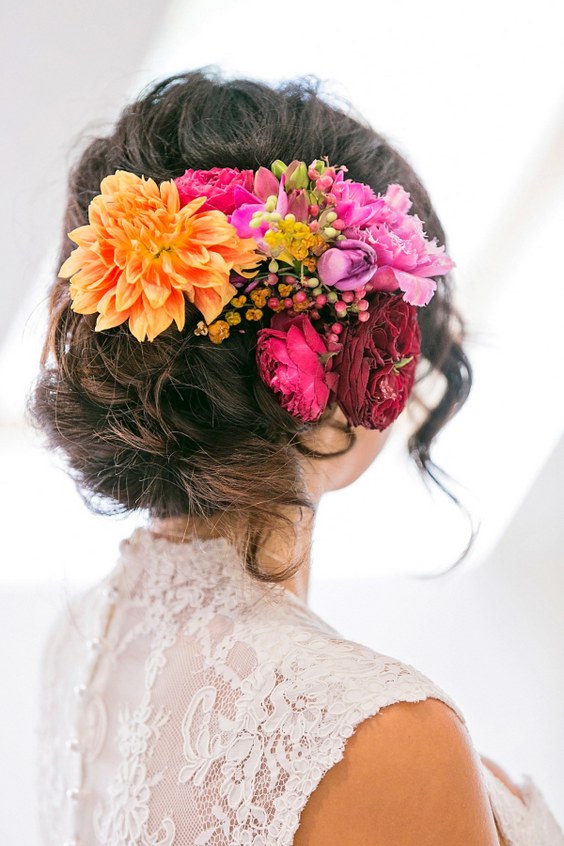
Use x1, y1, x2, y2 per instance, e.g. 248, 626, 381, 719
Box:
174, 167, 254, 214
339, 185, 454, 307
331, 171, 385, 228
256, 314, 332, 423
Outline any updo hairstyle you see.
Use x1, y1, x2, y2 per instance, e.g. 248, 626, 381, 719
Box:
30, 69, 471, 582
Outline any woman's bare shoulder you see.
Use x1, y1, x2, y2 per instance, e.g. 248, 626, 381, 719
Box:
293, 697, 501, 845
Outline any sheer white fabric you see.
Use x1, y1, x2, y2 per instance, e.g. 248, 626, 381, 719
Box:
36, 527, 564, 845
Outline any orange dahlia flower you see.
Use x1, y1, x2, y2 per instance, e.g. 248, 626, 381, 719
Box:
58, 170, 261, 342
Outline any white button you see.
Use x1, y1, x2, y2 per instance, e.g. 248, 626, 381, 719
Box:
65, 737, 80, 752
87, 637, 102, 652
66, 788, 81, 802
73, 684, 87, 698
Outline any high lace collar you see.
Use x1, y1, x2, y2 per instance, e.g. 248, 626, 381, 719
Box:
113, 525, 310, 611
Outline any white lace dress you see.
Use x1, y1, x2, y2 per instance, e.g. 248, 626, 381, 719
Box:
36, 527, 564, 845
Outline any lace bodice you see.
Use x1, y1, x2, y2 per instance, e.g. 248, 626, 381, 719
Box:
36, 527, 564, 845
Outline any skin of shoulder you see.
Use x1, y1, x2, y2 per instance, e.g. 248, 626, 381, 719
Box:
293, 698, 502, 846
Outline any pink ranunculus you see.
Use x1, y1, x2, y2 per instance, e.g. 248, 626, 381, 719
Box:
256, 314, 331, 423
174, 167, 254, 214
331, 171, 386, 228
316, 239, 378, 291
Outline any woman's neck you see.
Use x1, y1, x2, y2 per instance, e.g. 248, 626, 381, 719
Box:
148, 513, 313, 604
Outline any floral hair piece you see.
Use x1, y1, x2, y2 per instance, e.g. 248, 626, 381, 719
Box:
59, 158, 454, 431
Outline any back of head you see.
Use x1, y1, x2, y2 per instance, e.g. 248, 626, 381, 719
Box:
29, 68, 471, 581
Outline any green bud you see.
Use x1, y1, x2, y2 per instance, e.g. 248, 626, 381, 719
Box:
327, 291, 339, 304
324, 227, 338, 239
271, 160, 287, 179
313, 159, 325, 174
284, 213, 296, 223
313, 286, 323, 296
306, 277, 319, 288
249, 218, 263, 229
265, 195, 277, 213
325, 211, 338, 223
336, 234, 347, 241
268, 259, 279, 273
269, 212, 282, 222
285, 160, 308, 190
349, 303, 359, 313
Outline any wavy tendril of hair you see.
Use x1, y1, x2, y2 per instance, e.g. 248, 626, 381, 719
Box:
29, 68, 472, 583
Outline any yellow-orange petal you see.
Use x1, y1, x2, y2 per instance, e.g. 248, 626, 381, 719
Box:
59, 249, 84, 279
138, 294, 174, 342
179, 195, 209, 219
127, 298, 151, 342
161, 180, 181, 215
95, 297, 128, 333
69, 289, 102, 314
67, 225, 97, 249
192, 281, 238, 325
142, 280, 170, 310
115, 272, 143, 312
164, 287, 186, 332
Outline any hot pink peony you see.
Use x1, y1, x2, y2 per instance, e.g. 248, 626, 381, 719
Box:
256, 313, 332, 423
174, 167, 254, 214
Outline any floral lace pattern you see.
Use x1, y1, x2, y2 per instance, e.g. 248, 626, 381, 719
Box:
36, 527, 564, 845
93, 691, 175, 846
481, 763, 564, 846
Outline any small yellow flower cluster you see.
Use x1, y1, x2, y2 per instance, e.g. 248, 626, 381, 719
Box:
207, 320, 230, 344
302, 255, 318, 273
249, 287, 272, 308
264, 220, 326, 262
205, 283, 277, 343
277, 283, 293, 298
224, 311, 241, 325
230, 295, 247, 308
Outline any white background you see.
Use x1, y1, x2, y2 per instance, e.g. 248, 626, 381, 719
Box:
1, 0, 563, 841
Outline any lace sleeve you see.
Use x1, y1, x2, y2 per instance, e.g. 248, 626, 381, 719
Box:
481, 761, 564, 846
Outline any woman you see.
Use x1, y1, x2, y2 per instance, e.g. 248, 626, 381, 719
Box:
32, 69, 564, 845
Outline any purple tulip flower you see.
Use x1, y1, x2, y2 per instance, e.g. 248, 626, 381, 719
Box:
316, 239, 378, 291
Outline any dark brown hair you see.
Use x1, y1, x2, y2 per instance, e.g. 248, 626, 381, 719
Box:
29, 68, 471, 582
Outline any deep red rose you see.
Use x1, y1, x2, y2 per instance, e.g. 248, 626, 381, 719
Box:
331, 292, 420, 430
